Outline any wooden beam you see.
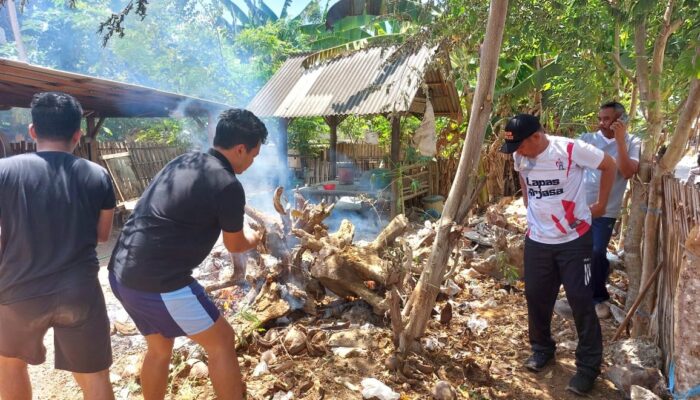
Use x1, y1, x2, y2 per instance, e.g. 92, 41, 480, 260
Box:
89, 117, 105, 139
323, 115, 347, 180
85, 116, 99, 162
390, 114, 401, 217
278, 118, 290, 172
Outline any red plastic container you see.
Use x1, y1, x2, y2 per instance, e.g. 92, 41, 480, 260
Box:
323, 183, 336, 190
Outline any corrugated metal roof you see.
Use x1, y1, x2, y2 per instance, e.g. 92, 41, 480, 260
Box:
247, 46, 461, 119
0, 58, 232, 118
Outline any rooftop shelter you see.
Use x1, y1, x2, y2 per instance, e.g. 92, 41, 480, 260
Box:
0, 58, 232, 161
247, 45, 462, 215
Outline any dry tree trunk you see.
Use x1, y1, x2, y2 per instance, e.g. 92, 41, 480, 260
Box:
294, 215, 409, 314
398, 0, 509, 353
624, 4, 683, 323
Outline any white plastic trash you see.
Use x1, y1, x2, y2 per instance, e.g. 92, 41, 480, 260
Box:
361, 378, 400, 400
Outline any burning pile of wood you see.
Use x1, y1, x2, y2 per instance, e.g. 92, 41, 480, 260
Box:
199, 188, 410, 336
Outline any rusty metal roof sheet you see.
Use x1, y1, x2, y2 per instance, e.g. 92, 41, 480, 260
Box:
247, 46, 461, 119
0, 58, 231, 118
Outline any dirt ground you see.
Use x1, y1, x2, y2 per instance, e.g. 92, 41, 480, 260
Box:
28, 225, 629, 400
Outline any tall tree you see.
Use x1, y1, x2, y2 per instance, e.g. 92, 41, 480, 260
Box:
5, 0, 27, 60
398, 0, 509, 351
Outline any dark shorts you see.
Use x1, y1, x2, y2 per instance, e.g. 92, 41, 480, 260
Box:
109, 272, 220, 338
0, 279, 112, 373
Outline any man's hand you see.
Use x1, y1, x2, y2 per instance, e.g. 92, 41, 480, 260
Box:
590, 202, 606, 218
611, 120, 626, 142
223, 226, 264, 253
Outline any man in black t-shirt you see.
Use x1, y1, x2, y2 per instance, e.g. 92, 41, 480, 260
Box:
108, 109, 266, 400
0, 92, 116, 400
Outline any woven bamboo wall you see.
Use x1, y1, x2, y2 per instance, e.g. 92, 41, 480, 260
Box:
656, 175, 700, 371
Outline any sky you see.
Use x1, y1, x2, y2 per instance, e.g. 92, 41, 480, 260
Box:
233, 0, 327, 19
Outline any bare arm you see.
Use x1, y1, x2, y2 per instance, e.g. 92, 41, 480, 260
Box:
590, 154, 616, 218
223, 228, 261, 253
519, 173, 528, 207
97, 209, 114, 243
611, 121, 639, 179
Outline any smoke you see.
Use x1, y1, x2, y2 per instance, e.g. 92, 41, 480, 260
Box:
237, 119, 291, 213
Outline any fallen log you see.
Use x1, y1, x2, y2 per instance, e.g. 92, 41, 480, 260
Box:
294, 214, 409, 314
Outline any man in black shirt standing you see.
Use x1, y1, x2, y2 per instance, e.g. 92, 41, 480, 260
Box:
0, 92, 116, 400
109, 109, 266, 400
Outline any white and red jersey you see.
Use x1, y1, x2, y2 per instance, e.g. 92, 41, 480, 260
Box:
514, 135, 605, 244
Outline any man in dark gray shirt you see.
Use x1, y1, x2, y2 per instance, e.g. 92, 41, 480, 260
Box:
0, 92, 116, 400
109, 109, 266, 400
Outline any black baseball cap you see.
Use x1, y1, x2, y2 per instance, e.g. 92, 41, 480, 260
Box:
500, 114, 542, 153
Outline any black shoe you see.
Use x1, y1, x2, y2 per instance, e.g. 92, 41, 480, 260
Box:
566, 372, 596, 396
524, 352, 555, 372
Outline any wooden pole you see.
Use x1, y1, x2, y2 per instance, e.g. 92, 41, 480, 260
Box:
613, 261, 664, 341
324, 116, 340, 180
390, 114, 402, 217
279, 118, 289, 171
390, 114, 401, 165
85, 116, 99, 162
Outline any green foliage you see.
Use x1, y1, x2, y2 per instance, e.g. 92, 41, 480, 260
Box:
132, 119, 184, 145
496, 251, 519, 286
2, 0, 698, 159
287, 117, 329, 157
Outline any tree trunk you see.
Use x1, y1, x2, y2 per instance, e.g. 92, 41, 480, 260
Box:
6, 0, 27, 62
629, 5, 687, 335
623, 3, 682, 319
633, 65, 700, 336
398, 0, 509, 353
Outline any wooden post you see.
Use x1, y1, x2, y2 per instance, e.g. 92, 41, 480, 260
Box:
323, 115, 346, 180
390, 114, 402, 217
278, 118, 289, 171
85, 116, 99, 163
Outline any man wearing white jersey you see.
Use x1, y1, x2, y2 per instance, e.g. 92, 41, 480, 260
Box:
501, 114, 615, 395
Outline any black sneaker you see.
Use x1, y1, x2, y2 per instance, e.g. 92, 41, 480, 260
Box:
524, 352, 555, 372
566, 372, 596, 395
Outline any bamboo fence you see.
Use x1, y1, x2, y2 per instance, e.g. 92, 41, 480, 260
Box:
655, 175, 700, 372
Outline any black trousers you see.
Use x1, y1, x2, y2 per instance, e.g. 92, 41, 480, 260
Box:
524, 230, 602, 378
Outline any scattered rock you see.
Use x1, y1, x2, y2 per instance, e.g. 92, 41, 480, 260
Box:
609, 303, 626, 324
606, 364, 669, 399
560, 340, 577, 352
328, 328, 372, 349
630, 385, 662, 400
260, 350, 277, 365
189, 361, 209, 379
422, 337, 444, 352
384, 355, 399, 371
610, 338, 663, 369
440, 279, 461, 297
332, 347, 368, 358
431, 380, 455, 400
553, 298, 574, 320
120, 354, 142, 378
283, 327, 307, 355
